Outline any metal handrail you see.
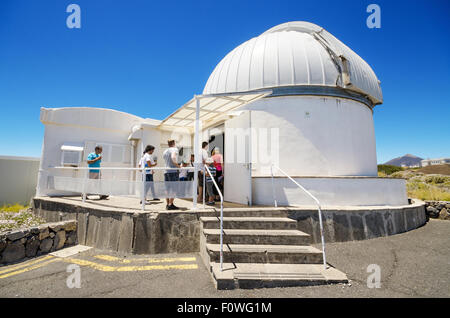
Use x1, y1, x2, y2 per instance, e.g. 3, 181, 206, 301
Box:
49, 166, 196, 210
271, 164, 327, 270
204, 164, 224, 271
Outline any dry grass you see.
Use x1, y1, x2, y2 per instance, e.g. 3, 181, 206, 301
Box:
417, 164, 450, 176
0, 204, 45, 232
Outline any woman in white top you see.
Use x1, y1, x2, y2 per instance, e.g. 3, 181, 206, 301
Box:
139, 145, 158, 203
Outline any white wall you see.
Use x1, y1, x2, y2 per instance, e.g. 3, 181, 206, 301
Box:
252, 177, 408, 207
0, 156, 40, 205
37, 108, 160, 196
240, 96, 378, 177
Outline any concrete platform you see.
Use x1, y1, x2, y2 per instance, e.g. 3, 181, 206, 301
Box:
210, 263, 348, 289
32, 196, 427, 255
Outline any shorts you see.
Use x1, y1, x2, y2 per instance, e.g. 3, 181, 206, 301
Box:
206, 181, 215, 197
198, 171, 204, 187
164, 172, 179, 197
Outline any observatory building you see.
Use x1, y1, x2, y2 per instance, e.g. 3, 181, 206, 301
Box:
37, 21, 407, 207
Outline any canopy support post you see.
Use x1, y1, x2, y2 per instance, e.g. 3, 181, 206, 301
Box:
192, 95, 200, 210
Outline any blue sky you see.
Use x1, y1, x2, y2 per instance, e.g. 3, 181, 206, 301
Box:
0, 0, 449, 163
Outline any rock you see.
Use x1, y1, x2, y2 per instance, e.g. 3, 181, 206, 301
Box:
49, 222, 65, 232
52, 230, 66, 251
49, 232, 55, 238
39, 238, 53, 253
19, 237, 27, 244
0, 239, 6, 254
5, 230, 27, 241
29, 226, 40, 234
439, 208, 450, 220
38, 226, 50, 240
25, 236, 40, 257
63, 221, 77, 232
426, 206, 439, 218
65, 231, 77, 246
1, 241, 25, 263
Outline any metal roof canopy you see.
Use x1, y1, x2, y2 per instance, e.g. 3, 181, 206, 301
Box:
158, 90, 272, 130
158, 90, 272, 210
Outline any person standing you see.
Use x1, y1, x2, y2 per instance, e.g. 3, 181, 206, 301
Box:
198, 141, 209, 202
163, 139, 180, 210
139, 145, 159, 203
211, 147, 224, 199
205, 158, 217, 205
86, 145, 108, 200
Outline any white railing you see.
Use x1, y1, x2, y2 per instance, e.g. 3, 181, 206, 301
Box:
270, 164, 328, 270
204, 164, 224, 271
47, 166, 195, 211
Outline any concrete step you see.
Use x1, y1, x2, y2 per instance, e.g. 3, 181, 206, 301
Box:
203, 229, 311, 245
210, 262, 348, 290
200, 217, 297, 230
214, 208, 289, 218
206, 243, 323, 264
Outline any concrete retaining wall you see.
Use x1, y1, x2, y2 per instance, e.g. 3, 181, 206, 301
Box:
287, 200, 427, 243
32, 198, 427, 254
0, 220, 77, 264
32, 198, 203, 254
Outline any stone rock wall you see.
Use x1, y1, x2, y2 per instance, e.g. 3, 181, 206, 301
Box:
425, 201, 450, 220
0, 220, 77, 264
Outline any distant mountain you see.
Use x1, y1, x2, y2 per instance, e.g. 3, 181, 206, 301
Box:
384, 154, 423, 167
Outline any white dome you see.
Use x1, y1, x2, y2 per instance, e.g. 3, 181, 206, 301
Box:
203, 21, 382, 105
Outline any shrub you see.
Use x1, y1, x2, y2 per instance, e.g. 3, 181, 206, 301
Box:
378, 164, 404, 175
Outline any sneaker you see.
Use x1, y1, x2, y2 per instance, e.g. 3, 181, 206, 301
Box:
100, 195, 109, 200
151, 198, 160, 201
166, 205, 170, 210
206, 201, 215, 206
168, 204, 179, 210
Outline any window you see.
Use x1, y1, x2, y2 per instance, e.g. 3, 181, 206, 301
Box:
61, 144, 84, 166
84, 141, 131, 164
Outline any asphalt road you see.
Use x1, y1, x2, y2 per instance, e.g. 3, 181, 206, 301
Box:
0, 219, 448, 298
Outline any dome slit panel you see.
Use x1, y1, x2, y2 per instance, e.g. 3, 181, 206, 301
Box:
313, 38, 326, 85
249, 34, 266, 90
300, 35, 312, 85
225, 44, 245, 92
245, 37, 259, 92
277, 32, 294, 86
236, 39, 253, 92
288, 32, 296, 84
215, 48, 234, 93
305, 36, 324, 85
291, 33, 309, 84
223, 46, 241, 93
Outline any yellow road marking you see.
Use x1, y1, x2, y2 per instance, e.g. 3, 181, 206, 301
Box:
64, 258, 198, 272
93, 255, 196, 264
147, 257, 197, 264
94, 255, 131, 263
0, 255, 54, 275
0, 258, 61, 279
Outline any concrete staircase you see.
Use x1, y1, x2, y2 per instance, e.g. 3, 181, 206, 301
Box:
200, 209, 348, 289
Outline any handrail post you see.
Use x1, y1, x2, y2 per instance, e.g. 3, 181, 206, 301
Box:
82, 168, 88, 203
204, 164, 224, 271
317, 206, 327, 269
141, 169, 146, 211
203, 165, 206, 208
270, 164, 278, 208
272, 164, 327, 270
